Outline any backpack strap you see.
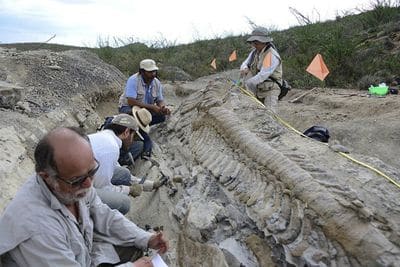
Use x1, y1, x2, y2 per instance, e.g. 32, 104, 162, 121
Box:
269, 76, 282, 88
246, 49, 256, 69
97, 116, 115, 131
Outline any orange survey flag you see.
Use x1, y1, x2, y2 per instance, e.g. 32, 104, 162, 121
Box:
228, 50, 237, 62
306, 54, 330, 81
210, 58, 217, 70
262, 52, 272, 68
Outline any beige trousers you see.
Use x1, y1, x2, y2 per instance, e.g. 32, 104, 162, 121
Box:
258, 88, 280, 113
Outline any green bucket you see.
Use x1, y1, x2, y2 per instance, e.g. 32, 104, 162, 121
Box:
369, 85, 388, 96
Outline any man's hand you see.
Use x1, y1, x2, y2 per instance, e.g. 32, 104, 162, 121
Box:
240, 67, 249, 77
150, 105, 162, 114
129, 184, 143, 197
132, 256, 153, 267
148, 231, 169, 254
160, 106, 171, 115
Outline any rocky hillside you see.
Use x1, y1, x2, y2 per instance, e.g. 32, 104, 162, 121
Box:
1, 47, 400, 266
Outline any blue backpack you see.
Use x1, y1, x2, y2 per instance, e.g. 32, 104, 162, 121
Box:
96, 116, 115, 131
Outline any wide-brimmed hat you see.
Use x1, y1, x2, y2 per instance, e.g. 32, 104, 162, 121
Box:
131, 106, 152, 133
139, 59, 159, 72
111, 114, 144, 140
246, 27, 273, 43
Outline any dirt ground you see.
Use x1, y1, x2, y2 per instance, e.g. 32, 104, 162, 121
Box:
278, 87, 400, 171
1, 47, 400, 265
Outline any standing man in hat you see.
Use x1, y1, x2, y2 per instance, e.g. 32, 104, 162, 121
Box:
119, 59, 171, 157
240, 27, 283, 113
89, 114, 164, 215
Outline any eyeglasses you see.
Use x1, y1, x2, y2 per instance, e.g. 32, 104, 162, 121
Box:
55, 159, 100, 187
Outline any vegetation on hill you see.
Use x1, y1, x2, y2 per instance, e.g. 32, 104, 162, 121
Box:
1, 1, 399, 89
93, 2, 400, 89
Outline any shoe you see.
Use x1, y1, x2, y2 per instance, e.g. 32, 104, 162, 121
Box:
141, 151, 152, 161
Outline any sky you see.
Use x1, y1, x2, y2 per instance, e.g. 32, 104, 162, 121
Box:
0, 0, 371, 47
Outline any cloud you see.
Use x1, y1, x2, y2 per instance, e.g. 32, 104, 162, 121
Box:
0, 10, 60, 43
0, 0, 368, 46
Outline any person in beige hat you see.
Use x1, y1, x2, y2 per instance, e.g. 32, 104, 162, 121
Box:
118, 59, 170, 116
118, 106, 153, 164
240, 27, 283, 113
89, 114, 165, 215
118, 59, 171, 157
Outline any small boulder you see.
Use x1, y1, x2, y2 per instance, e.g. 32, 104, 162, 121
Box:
0, 81, 24, 108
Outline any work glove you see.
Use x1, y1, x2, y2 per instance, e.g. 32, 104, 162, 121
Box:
240, 67, 249, 77
172, 176, 183, 183
153, 176, 168, 189
129, 184, 143, 197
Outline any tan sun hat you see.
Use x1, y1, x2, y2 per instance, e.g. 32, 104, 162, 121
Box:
131, 106, 152, 133
111, 114, 144, 140
246, 27, 273, 43
139, 59, 159, 72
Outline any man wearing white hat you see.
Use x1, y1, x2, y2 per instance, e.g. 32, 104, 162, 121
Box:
240, 27, 283, 113
118, 58, 171, 157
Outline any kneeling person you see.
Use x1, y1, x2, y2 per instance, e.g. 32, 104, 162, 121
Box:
118, 59, 171, 157
90, 114, 163, 215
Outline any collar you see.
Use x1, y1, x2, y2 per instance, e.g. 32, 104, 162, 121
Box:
139, 73, 154, 88
103, 129, 122, 148
36, 174, 88, 224
37, 174, 64, 210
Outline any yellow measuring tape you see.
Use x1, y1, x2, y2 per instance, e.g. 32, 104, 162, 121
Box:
229, 80, 400, 189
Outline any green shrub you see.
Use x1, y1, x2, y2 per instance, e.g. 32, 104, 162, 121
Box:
359, 1, 400, 29
89, 5, 400, 89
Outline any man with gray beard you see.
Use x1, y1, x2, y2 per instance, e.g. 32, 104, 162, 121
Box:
0, 127, 168, 267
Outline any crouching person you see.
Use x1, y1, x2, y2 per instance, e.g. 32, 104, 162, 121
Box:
89, 114, 164, 215
0, 127, 168, 266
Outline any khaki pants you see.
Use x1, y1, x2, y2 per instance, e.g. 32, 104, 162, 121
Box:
258, 88, 280, 113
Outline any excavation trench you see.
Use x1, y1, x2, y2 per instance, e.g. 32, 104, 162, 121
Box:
1, 49, 399, 266
97, 74, 400, 266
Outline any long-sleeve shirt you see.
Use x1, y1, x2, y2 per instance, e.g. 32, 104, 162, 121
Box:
89, 130, 154, 193
240, 48, 280, 88
89, 130, 130, 195
0, 175, 152, 266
